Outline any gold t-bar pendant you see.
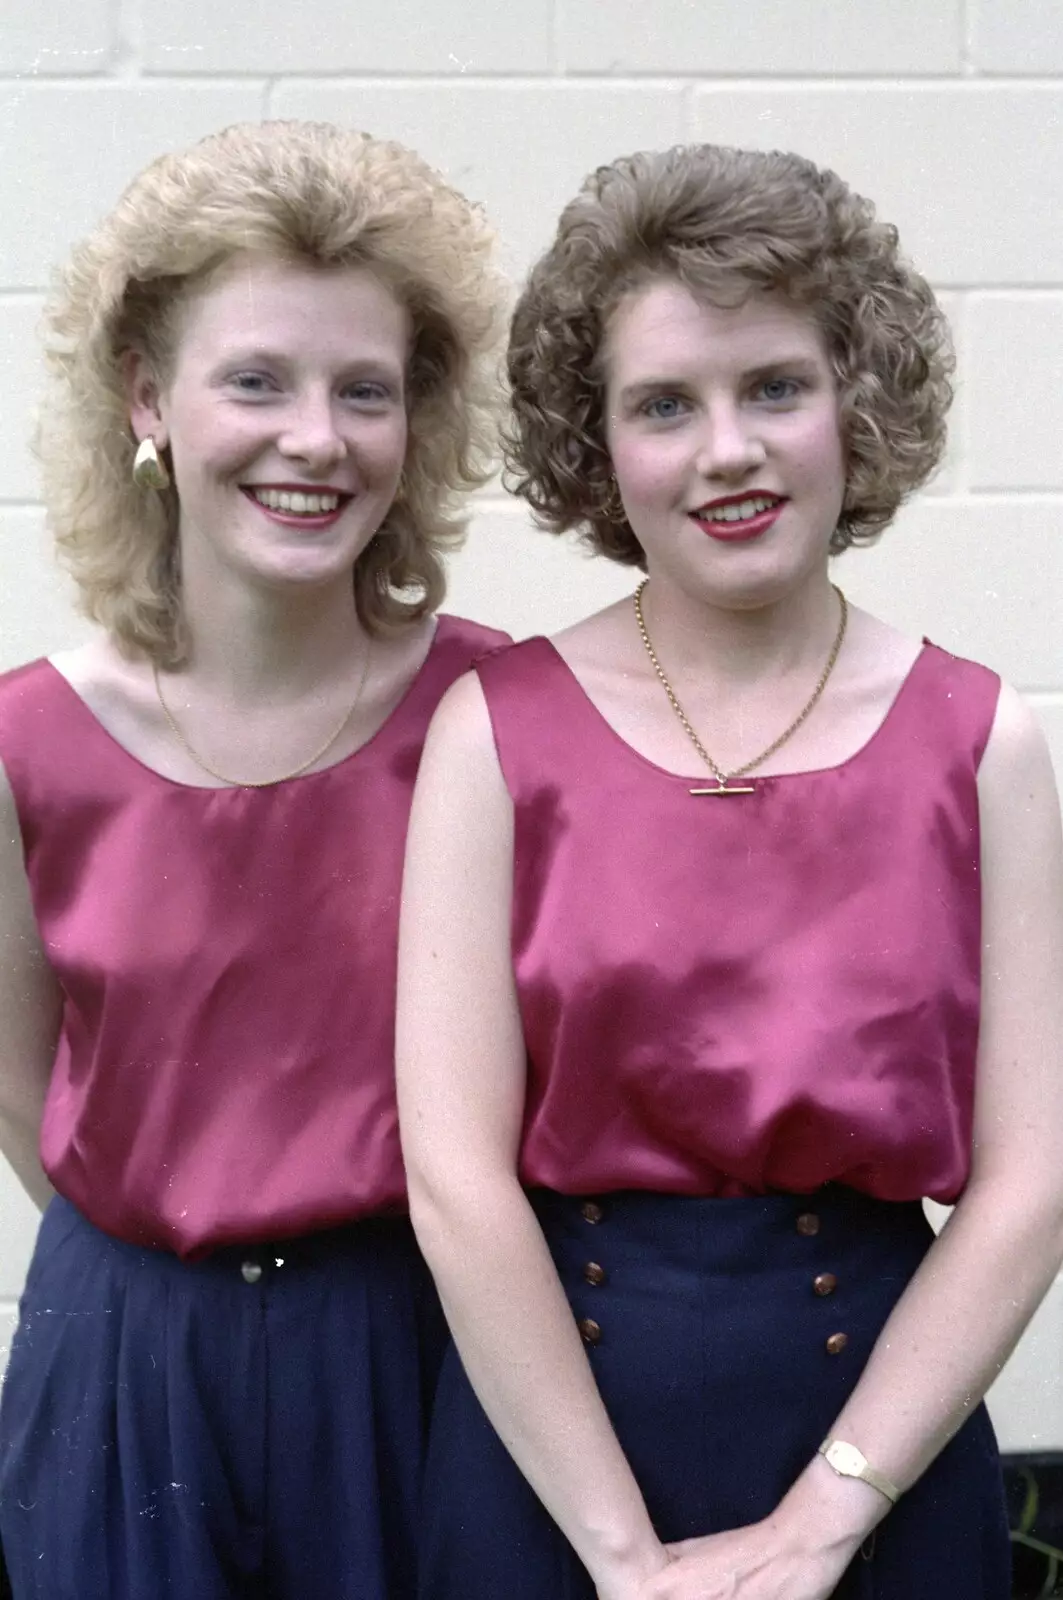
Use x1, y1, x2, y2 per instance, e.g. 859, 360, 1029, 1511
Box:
689, 780, 757, 796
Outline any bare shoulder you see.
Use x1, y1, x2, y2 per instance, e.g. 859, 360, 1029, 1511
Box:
980, 679, 1058, 796
427, 667, 494, 748
421, 669, 508, 798
406, 672, 513, 892
977, 680, 1062, 908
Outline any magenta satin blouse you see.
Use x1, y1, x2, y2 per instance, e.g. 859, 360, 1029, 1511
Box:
0, 616, 507, 1259
478, 637, 1001, 1206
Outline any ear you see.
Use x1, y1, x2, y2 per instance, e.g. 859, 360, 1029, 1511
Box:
121, 349, 170, 451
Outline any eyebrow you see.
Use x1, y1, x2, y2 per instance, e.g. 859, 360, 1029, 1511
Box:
212, 349, 406, 379
211, 350, 406, 384
617, 355, 824, 404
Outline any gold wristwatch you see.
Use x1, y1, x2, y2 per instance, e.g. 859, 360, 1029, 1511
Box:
817, 1438, 900, 1505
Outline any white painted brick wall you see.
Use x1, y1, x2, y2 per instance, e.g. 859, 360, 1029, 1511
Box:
966, 296, 1063, 490
0, 4, 112, 75
971, 0, 1063, 73
557, 0, 965, 75
1, 0, 1062, 1452
689, 86, 1063, 285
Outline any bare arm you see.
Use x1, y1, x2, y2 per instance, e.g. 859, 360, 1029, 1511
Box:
0, 759, 60, 1210
796, 684, 1063, 1512
397, 674, 668, 1594
662, 684, 1063, 1596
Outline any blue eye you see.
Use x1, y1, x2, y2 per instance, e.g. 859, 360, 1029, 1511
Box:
228, 371, 275, 394
758, 378, 801, 402
642, 395, 688, 420
344, 380, 393, 405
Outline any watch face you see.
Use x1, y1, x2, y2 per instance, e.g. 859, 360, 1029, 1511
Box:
827, 1441, 865, 1476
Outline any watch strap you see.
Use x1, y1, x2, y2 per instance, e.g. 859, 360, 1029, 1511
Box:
818, 1437, 900, 1505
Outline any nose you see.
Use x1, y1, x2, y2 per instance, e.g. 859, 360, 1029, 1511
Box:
277, 392, 347, 473
695, 402, 766, 481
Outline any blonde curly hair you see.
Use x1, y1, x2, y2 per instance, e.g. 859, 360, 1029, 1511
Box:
38, 119, 508, 664
506, 143, 952, 563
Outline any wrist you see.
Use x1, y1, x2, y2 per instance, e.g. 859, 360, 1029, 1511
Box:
775, 1455, 888, 1557
586, 1524, 669, 1589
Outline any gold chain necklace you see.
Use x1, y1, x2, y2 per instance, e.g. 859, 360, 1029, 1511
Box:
153, 644, 371, 788
633, 580, 848, 796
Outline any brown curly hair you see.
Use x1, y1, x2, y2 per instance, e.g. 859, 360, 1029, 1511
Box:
506, 143, 952, 563
37, 119, 509, 665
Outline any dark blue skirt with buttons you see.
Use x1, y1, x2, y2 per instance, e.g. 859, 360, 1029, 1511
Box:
0, 1196, 446, 1600
419, 1187, 1011, 1599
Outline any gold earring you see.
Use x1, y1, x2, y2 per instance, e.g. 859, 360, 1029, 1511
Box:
132, 437, 170, 491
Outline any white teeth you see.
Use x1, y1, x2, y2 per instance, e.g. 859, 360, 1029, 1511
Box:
250, 488, 340, 515
698, 496, 778, 523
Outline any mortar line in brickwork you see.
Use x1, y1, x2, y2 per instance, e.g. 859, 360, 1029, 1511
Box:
682, 74, 1063, 88
7, 69, 1058, 88
0, 65, 110, 81
110, 0, 143, 79
169, 70, 689, 86
174, 70, 1063, 90
19, 73, 274, 92
255, 71, 1063, 87
947, 490, 1063, 501
960, 0, 976, 77
958, 286, 1063, 297
548, 0, 563, 73
965, 490, 1063, 500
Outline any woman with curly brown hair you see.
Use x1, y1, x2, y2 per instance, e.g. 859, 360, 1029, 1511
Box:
0, 119, 509, 1600
398, 143, 1063, 1598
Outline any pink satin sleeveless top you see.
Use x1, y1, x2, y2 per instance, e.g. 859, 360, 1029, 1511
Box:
477, 638, 1001, 1205
0, 616, 508, 1259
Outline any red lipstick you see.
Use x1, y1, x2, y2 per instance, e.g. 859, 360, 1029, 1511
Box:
689, 492, 786, 544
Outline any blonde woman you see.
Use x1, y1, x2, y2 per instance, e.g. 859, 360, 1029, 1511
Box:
398, 144, 1063, 1598
0, 120, 508, 1600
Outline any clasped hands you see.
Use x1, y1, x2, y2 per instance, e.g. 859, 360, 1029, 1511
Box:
596, 1511, 861, 1600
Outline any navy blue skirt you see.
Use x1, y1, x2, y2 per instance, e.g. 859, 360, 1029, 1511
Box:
0, 1197, 446, 1600
420, 1187, 1011, 1598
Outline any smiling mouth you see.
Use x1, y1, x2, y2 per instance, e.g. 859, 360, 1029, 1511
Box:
692, 494, 783, 525
244, 487, 351, 517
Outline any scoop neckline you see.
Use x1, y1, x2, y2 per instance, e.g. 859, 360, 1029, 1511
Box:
534, 634, 934, 788
42, 615, 449, 794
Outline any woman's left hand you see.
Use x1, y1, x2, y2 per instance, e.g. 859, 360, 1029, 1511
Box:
645, 1519, 857, 1599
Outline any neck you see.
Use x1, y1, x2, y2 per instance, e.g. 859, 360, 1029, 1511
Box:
178, 562, 365, 702
639, 566, 840, 688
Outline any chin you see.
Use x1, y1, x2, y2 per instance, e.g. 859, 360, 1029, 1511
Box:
665, 550, 791, 609
250, 554, 357, 593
